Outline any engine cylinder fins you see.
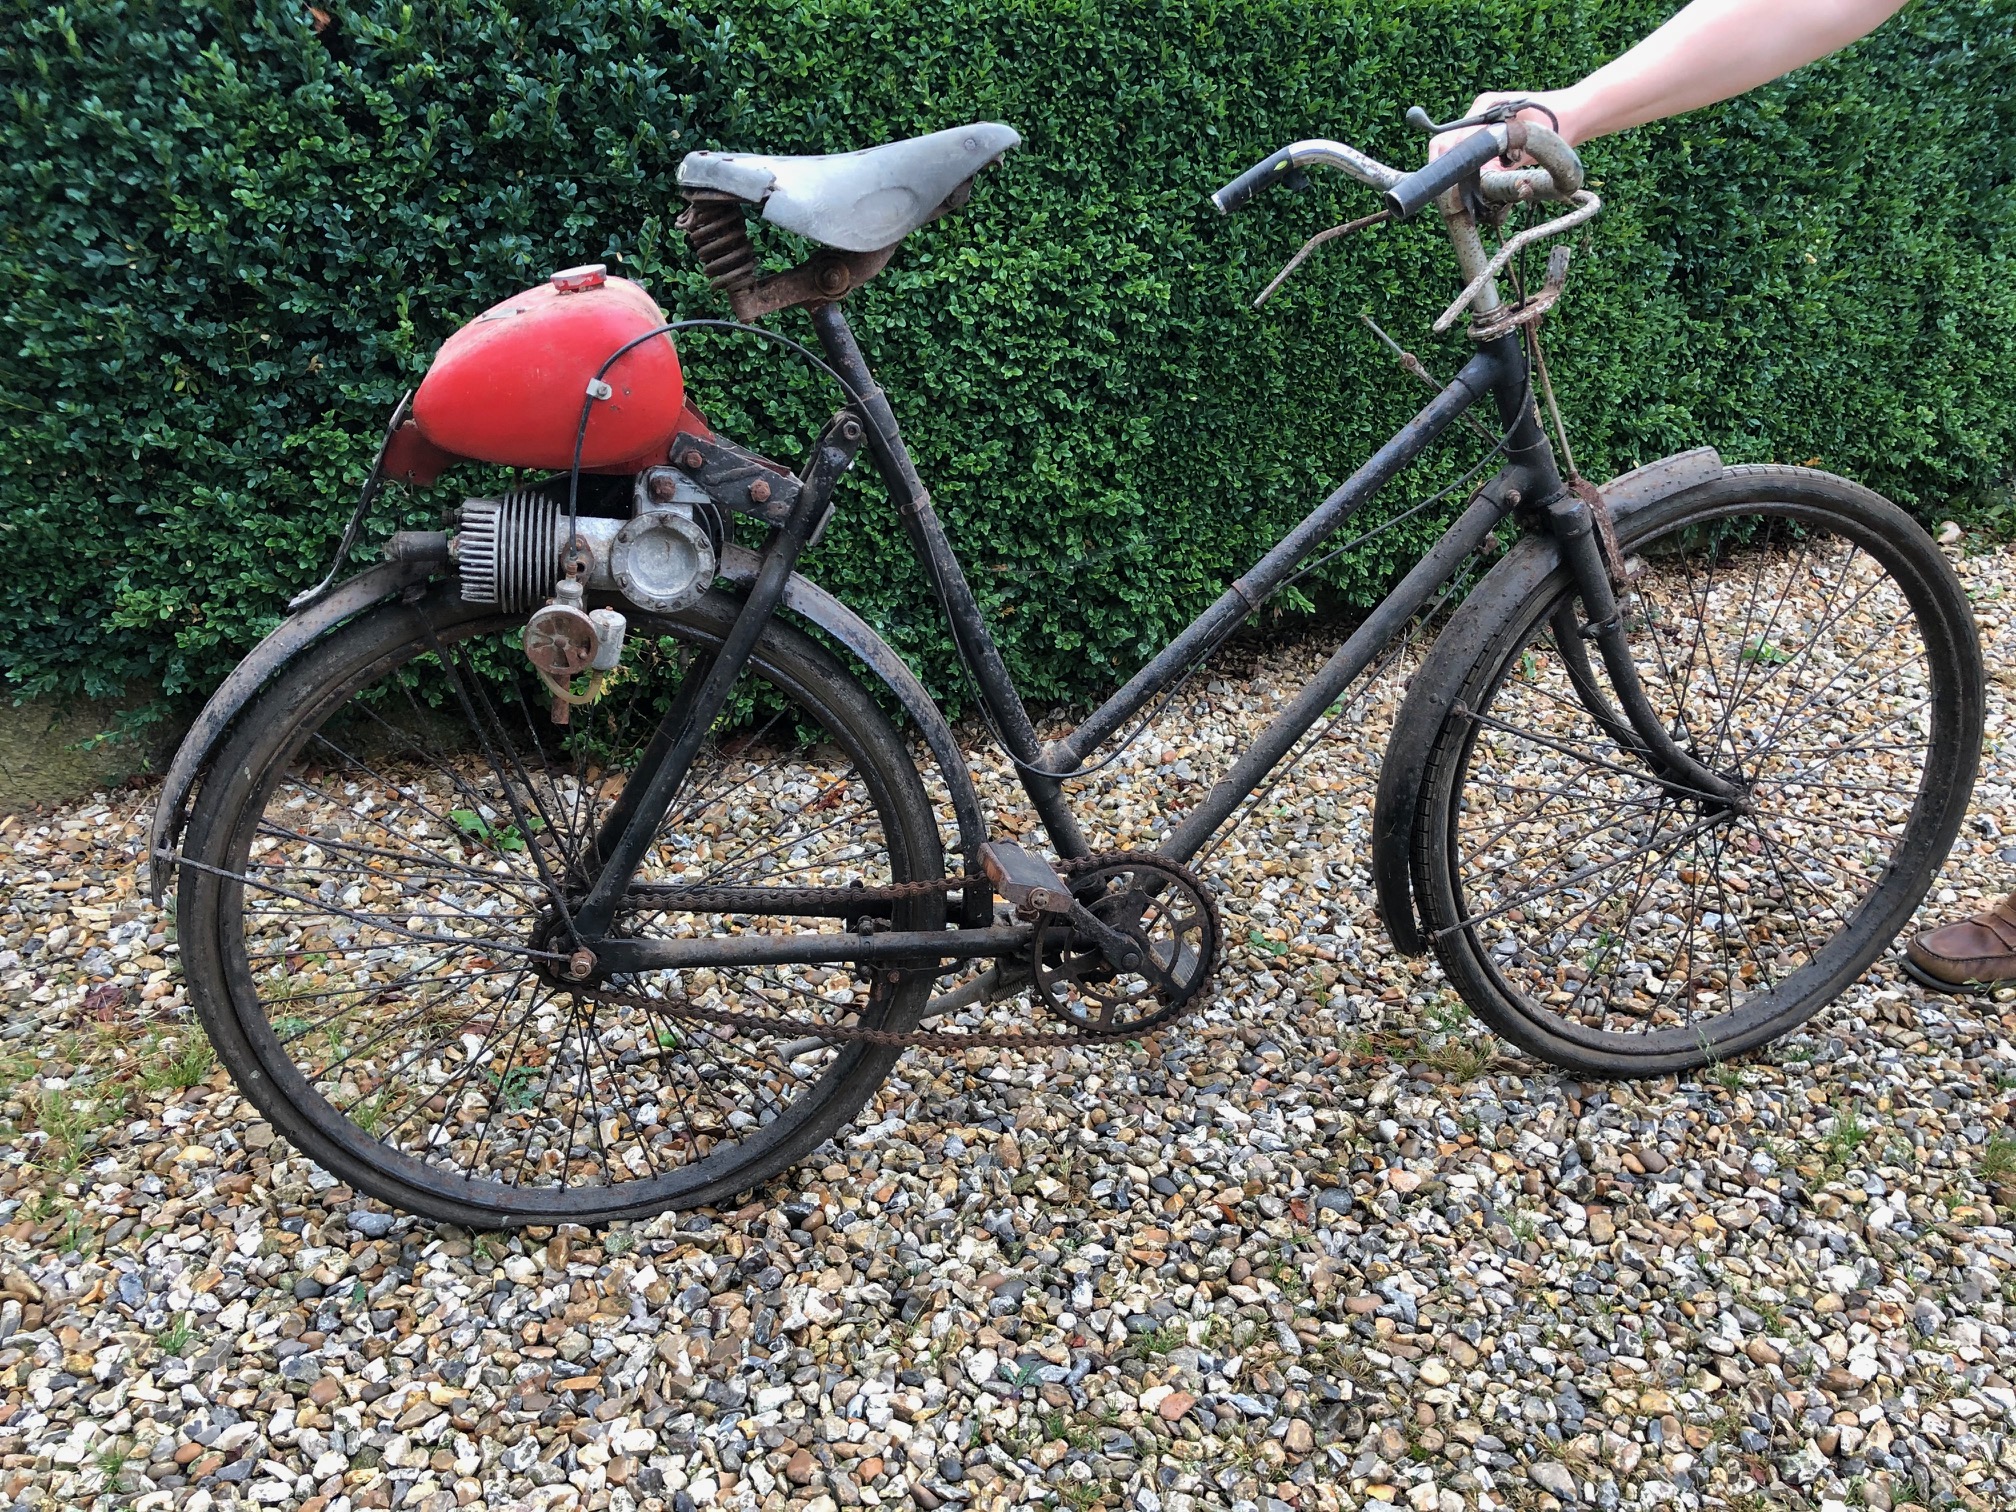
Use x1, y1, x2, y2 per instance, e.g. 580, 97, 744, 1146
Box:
457, 490, 562, 612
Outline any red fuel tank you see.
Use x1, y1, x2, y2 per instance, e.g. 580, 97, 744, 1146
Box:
413, 266, 686, 472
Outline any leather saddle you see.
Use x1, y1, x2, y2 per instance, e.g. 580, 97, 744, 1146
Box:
677, 122, 1022, 253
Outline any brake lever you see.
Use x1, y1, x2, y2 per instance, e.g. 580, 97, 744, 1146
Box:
1406, 99, 1559, 135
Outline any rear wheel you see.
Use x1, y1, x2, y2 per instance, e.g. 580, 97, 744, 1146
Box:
1415, 467, 1982, 1075
177, 587, 943, 1226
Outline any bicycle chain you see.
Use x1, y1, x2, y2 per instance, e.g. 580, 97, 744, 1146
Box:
575, 852, 1222, 1050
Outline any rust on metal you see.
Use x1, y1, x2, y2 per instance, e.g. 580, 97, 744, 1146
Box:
675, 191, 901, 320
977, 839, 1074, 916
667, 430, 801, 526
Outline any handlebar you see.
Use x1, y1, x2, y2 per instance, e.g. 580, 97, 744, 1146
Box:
1210, 146, 1297, 215
1212, 116, 1592, 332
1382, 129, 1505, 220
1212, 120, 1585, 219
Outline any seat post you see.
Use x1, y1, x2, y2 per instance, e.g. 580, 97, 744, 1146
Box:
808, 303, 1092, 859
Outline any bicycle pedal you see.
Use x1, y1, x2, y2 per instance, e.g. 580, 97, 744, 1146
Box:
978, 840, 1074, 916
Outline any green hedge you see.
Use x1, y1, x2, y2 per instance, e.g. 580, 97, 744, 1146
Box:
5, 0, 2012, 717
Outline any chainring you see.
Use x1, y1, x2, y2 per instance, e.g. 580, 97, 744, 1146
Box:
1034, 852, 1221, 1034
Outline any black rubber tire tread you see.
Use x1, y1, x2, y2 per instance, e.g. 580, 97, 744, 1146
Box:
1411, 466, 1983, 1076
178, 587, 944, 1227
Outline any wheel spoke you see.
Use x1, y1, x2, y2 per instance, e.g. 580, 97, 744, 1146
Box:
188, 605, 936, 1219
1436, 494, 1958, 1052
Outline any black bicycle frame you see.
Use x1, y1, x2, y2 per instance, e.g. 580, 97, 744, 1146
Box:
807, 303, 1564, 862
588, 301, 1711, 978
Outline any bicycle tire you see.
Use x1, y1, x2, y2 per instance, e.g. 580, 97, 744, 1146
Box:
1413, 466, 1982, 1075
177, 587, 944, 1226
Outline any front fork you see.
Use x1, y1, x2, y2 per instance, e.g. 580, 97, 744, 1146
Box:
1476, 327, 1740, 808
1546, 493, 1741, 805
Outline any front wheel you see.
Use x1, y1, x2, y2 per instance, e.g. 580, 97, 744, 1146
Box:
1415, 466, 1983, 1076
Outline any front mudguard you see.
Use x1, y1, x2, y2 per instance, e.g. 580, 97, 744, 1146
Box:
1370, 448, 1723, 954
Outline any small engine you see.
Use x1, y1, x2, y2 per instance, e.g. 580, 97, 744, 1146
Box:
451, 473, 718, 615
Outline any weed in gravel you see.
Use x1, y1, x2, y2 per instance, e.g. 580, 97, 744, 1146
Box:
141, 1034, 215, 1093
55, 1208, 96, 1258
1826, 1104, 1874, 1171
0, 1048, 39, 1117
1127, 1320, 1188, 1359
1423, 1036, 1492, 1080
1981, 1136, 2016, 1182
1425, 995, 1469, 1034
32, 1083, 102, 1174
158, 1314, 195, 1357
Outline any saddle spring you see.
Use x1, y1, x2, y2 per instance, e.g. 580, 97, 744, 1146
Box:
676, 194, 760, 298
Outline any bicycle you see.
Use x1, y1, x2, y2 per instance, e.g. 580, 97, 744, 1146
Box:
150, 107, 1984, 1227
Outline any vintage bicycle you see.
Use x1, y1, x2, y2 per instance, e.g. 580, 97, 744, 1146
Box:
150, 108, 1983, 1226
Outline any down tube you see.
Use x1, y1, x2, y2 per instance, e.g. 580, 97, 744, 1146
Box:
1164, 486, 1514, 862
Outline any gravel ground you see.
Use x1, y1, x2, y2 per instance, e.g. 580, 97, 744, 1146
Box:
3, 538, 2016, 1512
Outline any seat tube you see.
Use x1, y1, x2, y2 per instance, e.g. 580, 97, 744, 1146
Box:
808, 304, 1091, 858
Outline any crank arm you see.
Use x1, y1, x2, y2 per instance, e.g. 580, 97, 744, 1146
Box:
593, 924, 1031, 973
1056, 905, 1185, 998
1065, 900, 1153, 975
922, 958, 1034, 1019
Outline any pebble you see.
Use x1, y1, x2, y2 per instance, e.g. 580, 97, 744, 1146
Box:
6, 548, 2016, 1511
1531, 1460, 1579, 1499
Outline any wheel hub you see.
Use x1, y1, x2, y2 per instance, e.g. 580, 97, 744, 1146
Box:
530, 908, 605, 989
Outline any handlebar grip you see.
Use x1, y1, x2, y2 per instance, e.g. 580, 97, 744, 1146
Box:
1381, 128, 1505, 221
1211, 147, 1295, 215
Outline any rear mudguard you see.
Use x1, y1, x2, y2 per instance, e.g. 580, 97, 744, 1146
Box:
149, 557, 439, 901
1370, 448, 1723, 954
151, 549, 990, 920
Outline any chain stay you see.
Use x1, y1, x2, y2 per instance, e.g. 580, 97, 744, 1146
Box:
576, 852, 1221, 1050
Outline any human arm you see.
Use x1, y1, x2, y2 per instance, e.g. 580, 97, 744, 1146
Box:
1436, 0, 1911, 152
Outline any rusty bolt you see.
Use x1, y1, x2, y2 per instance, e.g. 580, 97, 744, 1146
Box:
816, 263, 851, 297
567, 948, 597, 980
748, 478, 772, 505
680, 448, 705, 471
648, 473, 679, 503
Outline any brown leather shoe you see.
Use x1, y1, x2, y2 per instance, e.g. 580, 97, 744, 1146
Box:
1904, 894, 2016, 992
